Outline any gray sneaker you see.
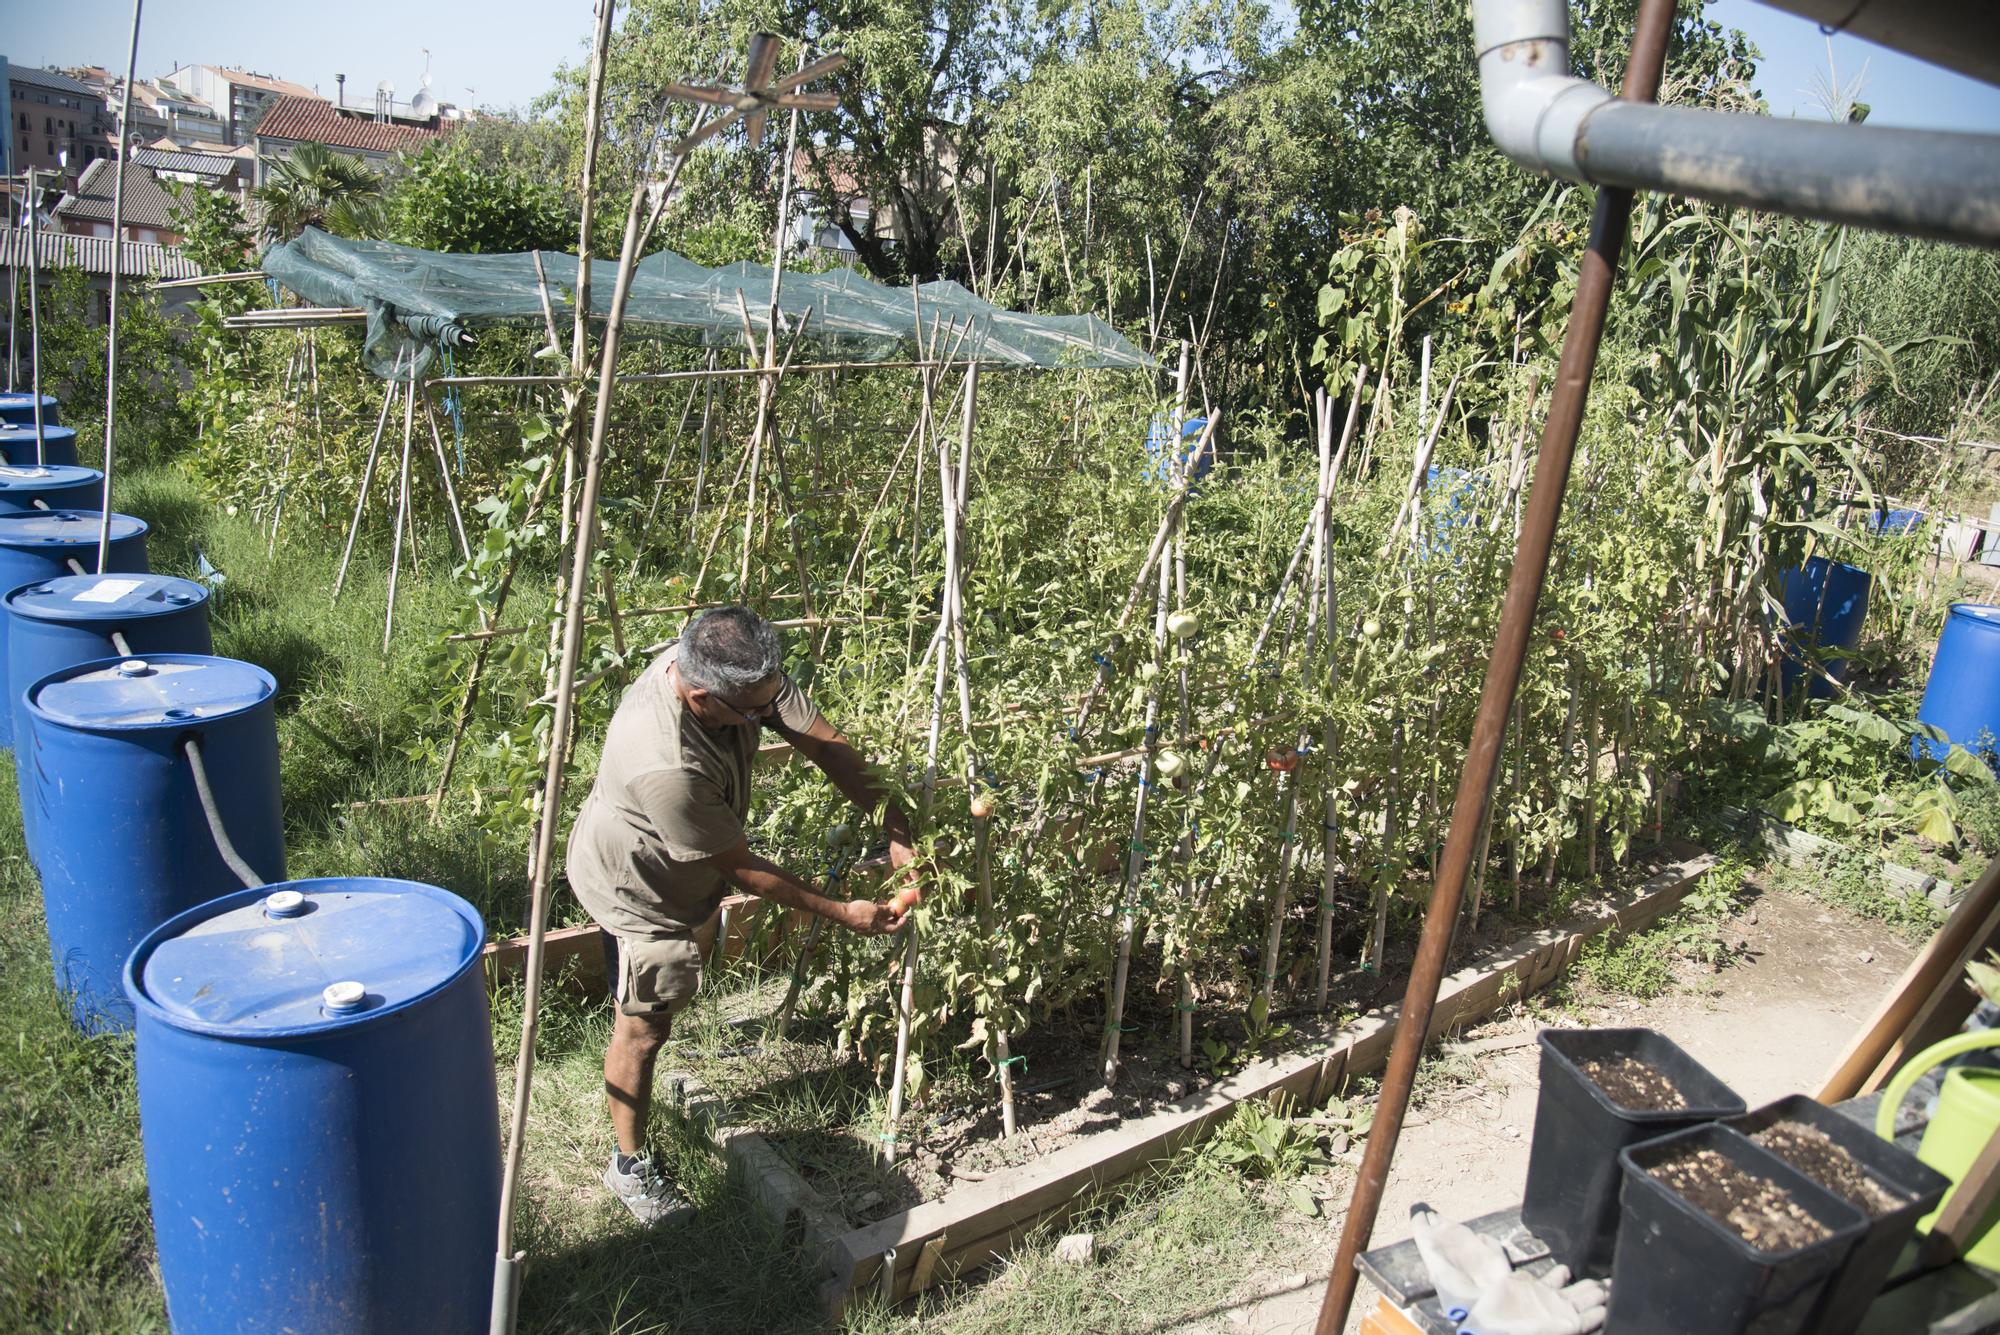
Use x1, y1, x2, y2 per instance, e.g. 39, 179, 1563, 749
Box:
603, 1152, 694, 1226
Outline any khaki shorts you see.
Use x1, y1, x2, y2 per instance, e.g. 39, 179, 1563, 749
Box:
604, 913, 720, 1018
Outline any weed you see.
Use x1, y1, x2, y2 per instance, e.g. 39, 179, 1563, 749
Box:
1199, 1094, 1325, 1181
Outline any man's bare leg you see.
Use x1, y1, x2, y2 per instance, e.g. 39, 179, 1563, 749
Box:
605, 1010, 674, 1155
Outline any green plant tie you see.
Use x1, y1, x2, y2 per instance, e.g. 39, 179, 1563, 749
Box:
995, 1055, 1027, 1079
1103, 1022, 1138, 1035
1318, 899, 1338, 911
877, 1130, 899, 1144
1173, 1001, 1198, 1013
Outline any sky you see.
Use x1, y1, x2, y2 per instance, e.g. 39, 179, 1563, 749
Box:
1709, 0, 2000, 133
6, 0, 1999, 130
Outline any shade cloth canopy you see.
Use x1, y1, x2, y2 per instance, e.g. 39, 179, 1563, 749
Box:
260, 228, 1155, 378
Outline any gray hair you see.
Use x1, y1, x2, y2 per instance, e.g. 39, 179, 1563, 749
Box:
679, 607, 783, 697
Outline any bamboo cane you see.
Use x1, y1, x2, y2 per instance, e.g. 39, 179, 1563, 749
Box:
382, 379, 418, 652
331, 348, 405, 601
492, 65, 701, 1330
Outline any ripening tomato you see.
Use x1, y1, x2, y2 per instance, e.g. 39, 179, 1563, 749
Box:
1266, 746, 1299, 773
969, 794, 995, 820
890, 884, 922, 914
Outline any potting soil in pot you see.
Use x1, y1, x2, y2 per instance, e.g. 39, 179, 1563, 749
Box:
1748, 1122, 1903, 1217
1576, 1054, 1687, 1111
1647, 1144, 1832, 1252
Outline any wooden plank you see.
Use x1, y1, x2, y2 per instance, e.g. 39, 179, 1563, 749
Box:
813, 846, 1715, 1310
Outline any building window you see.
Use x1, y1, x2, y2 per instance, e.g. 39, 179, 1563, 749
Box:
44, 116, 52, 134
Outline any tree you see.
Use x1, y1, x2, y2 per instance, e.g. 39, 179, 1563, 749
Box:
252, 142, 386, 243
385, 141, 579, 254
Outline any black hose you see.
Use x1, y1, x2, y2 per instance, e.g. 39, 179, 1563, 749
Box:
182, 734, 265, 889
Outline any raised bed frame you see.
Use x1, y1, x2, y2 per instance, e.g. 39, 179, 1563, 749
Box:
688, 841, 1718, 1313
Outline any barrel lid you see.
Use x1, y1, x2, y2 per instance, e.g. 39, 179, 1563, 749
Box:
6, 572, 208, 623
0, 392, 58, 407
29, 653, 272, 730
0, 422, 76, 439
0, 509, 147, 549
129, 879, 485, 1036
1949, 603, 2000, 627
0, 463, 99, 492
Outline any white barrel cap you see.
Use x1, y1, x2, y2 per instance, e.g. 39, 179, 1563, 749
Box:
265, 889, 307, 918
322, 981, 367, 1013
116, 659, 150, 677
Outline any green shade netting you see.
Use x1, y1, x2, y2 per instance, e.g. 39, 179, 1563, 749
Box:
261, 228, 1155, 379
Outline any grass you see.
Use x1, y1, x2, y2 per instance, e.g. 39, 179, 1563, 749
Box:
1567, 850, 1752, 1001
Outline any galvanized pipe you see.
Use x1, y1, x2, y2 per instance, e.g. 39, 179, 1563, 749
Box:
1310, 2, 1676, 1329
1475, 0, 2000, 249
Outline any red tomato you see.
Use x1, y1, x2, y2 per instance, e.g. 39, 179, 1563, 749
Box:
890, 885, 922, 914
1550, 628, 1567, 642
969, 795, 995, 820
1265, 746, 1299, 773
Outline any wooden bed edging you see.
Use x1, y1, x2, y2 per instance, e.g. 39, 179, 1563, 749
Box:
710, 841, 1717, 1313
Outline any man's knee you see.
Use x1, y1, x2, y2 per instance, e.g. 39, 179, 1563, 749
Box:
613, 1010, 674, 1057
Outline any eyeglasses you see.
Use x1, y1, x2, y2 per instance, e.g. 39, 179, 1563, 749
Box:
718, 693, 779, 725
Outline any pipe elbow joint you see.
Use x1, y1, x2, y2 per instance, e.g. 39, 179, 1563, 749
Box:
1478, 52, 1612, 183
1472, 0, 1611, 182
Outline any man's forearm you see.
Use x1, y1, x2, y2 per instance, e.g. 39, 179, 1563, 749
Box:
723, 852, 849, 922
810, 738, 913, 847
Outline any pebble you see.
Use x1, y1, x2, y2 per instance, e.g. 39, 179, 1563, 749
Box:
855, 1191, 883, 1211
1746, 910, 1758, 926
1859, 950, 1875, 964
1165, 1080, 1186, 1099
1501, 1124, 1520, 1139
1054, 1232, 1096, 1266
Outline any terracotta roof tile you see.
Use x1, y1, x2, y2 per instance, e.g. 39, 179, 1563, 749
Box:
253, 96, 454, 154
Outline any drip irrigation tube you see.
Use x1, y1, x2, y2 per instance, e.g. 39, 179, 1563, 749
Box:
183, 734, 266, 891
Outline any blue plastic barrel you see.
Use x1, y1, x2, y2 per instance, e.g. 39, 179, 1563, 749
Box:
26, 653, 282, 1032
6, 574, 213, 856
0, 423, 79, 467
1145, 416, 1213, 486
125, 878, 501, 1333
0, 463, 104, 515
0, 392, 60, 427
1914, 604, 2000, 767
1778, 557, 1871, 699
1868, 508, 1925, 535
0, 510, 150, 748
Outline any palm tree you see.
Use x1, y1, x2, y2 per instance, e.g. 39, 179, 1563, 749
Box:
252, 142, 385, 243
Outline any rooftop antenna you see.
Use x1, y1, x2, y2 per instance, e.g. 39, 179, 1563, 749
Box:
667, 32, 843, 153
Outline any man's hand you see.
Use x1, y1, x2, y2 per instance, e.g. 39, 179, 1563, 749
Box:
888, 836, 917, 871
838, 897, 906, 937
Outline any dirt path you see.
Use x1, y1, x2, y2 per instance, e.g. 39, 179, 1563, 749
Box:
1168, 883, 1920, 1334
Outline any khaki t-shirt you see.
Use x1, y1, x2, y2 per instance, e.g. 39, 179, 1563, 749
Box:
566, 643, 821, 935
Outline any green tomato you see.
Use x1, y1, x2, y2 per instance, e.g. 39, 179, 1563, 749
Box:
1362, 618, 1382, 640
1167, 610, 1202, 639
823, 822, 856, 851
1140, 661, 1160, 681
1155, 749, 1187, 779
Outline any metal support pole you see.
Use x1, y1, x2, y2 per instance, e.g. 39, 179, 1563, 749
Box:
1310, 3, 1674, 1329
96, 0, 145, 572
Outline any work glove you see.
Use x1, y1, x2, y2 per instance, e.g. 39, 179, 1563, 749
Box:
1409, 1205, 1607, 1335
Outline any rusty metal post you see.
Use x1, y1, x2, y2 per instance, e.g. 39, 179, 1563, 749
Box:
1310, 3, 1677, 1330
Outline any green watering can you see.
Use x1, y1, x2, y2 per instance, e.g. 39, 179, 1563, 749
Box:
1876, 1029, 2000, 1269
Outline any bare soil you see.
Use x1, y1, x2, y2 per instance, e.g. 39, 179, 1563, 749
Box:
1646, 1144, 1832, 1253
1159, 882, 1918, 1334
1577, 1054, 1688, 1111
1748, 1120, 1902, 1218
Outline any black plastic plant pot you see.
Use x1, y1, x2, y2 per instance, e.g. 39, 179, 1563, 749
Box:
1520, 1027, 1746, 1273
1728, 1095, 1951, 1335
1607, 1123, 1867, 1335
